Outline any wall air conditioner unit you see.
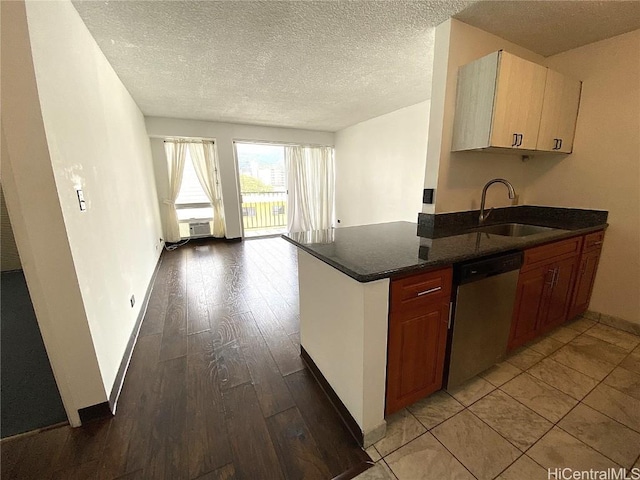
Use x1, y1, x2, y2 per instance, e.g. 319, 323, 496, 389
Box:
188, 222, 211, 238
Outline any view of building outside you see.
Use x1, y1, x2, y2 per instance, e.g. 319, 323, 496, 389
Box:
236, 143, 285, 191
235, 143, 287, 236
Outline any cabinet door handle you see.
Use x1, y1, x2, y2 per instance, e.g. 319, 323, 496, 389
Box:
511, 133, 524, 147
593, 240, 603, 245
558, 138, 563, 150
447, 301, 453, 329
546, 268, 555, 285
553, 139, 559, 150
417, 286, 441, 296
552, 267, 560, 289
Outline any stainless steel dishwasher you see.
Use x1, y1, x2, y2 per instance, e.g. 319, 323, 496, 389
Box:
445, 251, 523, 390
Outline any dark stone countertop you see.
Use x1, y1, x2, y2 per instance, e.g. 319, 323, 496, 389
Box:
282, 207, 608, 283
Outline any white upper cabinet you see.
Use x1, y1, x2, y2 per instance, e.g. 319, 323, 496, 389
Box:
451, 50, 581, 154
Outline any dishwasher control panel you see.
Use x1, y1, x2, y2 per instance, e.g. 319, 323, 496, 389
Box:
455, 251, 523, 285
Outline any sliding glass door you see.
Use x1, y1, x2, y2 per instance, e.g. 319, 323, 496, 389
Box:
235, 142, 288, 237
234, 141, 335, 238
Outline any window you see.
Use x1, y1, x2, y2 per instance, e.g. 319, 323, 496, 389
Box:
175, 148, 213, 222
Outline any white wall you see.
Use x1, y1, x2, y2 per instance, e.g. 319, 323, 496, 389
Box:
2, 1, 104, 424
424, 19, 545, 213
334, 102, 430, 227
2, 0, 164, 420
298, 251, 389, 445
145, 117, 334, 239
25, 0, 164, 395
524, 30, 640, 325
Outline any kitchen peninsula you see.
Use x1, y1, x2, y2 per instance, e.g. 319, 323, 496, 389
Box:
283, 207, 607, 446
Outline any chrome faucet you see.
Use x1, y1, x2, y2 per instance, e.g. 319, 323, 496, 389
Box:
479, 178, 516, 224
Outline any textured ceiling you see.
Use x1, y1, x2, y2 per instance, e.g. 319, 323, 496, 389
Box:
455, 0, 640, 57
71, 1, 640, 132
72, 0, 474, 132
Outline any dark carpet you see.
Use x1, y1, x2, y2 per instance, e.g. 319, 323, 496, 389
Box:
1, 270, 66, 438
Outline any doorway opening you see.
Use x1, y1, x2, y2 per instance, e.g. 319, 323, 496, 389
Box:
235, 142, 287, 238
1, 187, 66, 438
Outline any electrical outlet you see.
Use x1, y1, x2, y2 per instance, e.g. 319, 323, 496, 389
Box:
130, 295, 135, 308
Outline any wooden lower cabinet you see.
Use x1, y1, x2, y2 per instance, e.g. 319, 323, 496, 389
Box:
509, 265, 550, 348
386, 267, 451, 416
508, 255, 579, 349
569, 243, 603, 319
508, 231, 603, 351
385, 232, 604, 413
540, 255, 579, 333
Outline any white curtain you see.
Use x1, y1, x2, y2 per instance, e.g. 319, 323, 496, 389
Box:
189, 142, 226, 238
163, 141, 187, 243
285, 145, 335, 233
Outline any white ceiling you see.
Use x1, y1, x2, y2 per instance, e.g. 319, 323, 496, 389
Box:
71, 0, 640, 133
455, 0, 640, 57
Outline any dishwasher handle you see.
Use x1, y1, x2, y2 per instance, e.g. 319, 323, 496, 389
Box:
455, 251, 523, 285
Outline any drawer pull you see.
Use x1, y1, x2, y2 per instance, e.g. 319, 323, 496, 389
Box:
417, 286, 441, 296
593, 241, 603, 245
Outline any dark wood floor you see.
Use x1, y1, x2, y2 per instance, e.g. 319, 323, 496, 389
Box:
0, 237, 370, 480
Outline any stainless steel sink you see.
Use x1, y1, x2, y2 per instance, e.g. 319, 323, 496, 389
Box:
474, 223, 554, 237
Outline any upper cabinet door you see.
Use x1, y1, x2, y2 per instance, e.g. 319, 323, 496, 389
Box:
451, 51, 500, 152
536, 69, 582, 153
451, 50, 581, 155
490, 51, 548, 150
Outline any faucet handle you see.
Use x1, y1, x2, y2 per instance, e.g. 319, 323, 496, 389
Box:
484, 207, 494, 222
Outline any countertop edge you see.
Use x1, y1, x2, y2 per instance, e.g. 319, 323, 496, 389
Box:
283, 223, 608, 283
281, 235, 378, 282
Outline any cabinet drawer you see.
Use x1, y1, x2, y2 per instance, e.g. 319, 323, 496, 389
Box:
583, 230, 605, 252
390, 267, 452, 313
522, 236, 581, 272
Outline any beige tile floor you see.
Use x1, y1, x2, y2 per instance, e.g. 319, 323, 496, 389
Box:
357, 315, 640, 480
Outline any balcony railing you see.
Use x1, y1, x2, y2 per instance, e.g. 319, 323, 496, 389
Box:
241, 191, 287, 231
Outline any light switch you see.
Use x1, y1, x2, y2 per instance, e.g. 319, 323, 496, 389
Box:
423, 188, 435, 204
76, 188, 87, 212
